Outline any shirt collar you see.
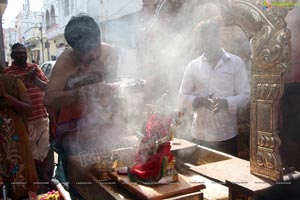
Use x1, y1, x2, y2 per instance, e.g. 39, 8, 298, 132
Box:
201, 48, 231, 61
222, 49, 231, 60
11, 62, 28, 70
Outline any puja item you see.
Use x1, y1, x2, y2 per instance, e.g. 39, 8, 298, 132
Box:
128, 111, 184, 184
117, 166, 129, 175
90, 154, 114, 181
37, 190, 61, 200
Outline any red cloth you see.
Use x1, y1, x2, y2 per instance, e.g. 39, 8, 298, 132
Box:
129, 142, 173, 181
49, 101, 84, 140
142, 113, 172, 143
129, 113, 174, 182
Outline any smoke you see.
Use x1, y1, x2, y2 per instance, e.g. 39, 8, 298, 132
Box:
134, 1, 250, 140
66, 0, 251, 164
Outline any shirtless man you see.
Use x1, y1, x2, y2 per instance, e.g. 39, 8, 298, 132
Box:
44, 14, 119, 180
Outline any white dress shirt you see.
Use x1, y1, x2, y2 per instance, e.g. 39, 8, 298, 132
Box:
179, 49, 250, 141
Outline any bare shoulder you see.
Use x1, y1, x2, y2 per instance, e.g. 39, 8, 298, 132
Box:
47, 48, 76, 91
52, 48, 77, 74
101, 42, 115, 51
56, 48, 75, 67
101, 42, 118, 59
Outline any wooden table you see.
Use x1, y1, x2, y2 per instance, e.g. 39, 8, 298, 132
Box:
188, 157, 300, 200
109, 172, 205, 200
189, 158, 273, 200
67, 154, 205, 200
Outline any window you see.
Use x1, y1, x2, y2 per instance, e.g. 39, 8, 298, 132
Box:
70, 0, 74, 14
45, 10, 50, 28
45, 65, 52, 78
41, 63, 49, 73
64, 0, 70, 16
50, 5, 56, 25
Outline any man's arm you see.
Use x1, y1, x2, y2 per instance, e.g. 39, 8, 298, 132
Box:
33, 66, 48, 91
225, 59, 250, 115
24, 65, 48, 91
178, 62, 197, 113
0, 79, 32, 117
34, 77, 47, 91
44, 50, 82, 110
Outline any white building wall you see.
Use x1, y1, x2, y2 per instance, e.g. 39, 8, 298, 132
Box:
86, 0, 100, 22
3, 28, 17, 64
44, 0, 143, 40
42, 0, 143, 59
99, 0, 143, 22
15, 11, 44, 42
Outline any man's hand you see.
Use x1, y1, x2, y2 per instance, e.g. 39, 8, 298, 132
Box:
24, 69, 37, 86
210, 97, 228, 113
193, 95, 214, 111
193, 95, 228, 113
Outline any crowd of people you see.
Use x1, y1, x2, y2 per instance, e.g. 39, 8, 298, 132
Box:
0, 13, 250, 199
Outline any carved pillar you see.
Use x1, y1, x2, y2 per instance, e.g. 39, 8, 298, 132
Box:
219, 0, 292, 181
251, 75, 284, 180
250, 4, 291, 181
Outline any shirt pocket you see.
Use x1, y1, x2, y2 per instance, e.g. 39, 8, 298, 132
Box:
213, 70, 235, 94
220, 71, 234, 79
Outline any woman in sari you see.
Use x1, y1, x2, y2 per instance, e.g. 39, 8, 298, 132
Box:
0, 67, 39, 199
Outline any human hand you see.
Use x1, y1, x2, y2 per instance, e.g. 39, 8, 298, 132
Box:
192, 94, 214, 111
97, 83, 115, 107
193, 95, 227, 113
210, 97, 228, 113
24, 69, 37, 85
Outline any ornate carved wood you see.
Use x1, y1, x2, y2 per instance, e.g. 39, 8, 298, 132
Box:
216, 0, 292, 181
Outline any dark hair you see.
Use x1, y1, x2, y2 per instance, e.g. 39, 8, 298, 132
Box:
199, 19, 220, 36
11, 43, 26, 59
64, 14, 101, 53
11, 43, 25, 51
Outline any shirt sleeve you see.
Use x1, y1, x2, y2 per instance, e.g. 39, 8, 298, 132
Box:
178, 61, 196, 114
30, 64, 49, 83
225, 59, 250, 115
36, 66, 49, 83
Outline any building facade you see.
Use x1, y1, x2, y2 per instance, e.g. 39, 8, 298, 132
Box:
43, 0, 144, 59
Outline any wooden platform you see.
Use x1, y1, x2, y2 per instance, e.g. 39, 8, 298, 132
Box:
109, 172, 205, 200
189, 158, 274, 190
188, 158, 278, 200
171, 138, 197, 151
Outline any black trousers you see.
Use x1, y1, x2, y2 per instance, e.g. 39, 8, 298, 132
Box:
192, 136, 238, 157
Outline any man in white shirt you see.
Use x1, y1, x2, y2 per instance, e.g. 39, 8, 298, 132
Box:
178, 20, 250, 156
